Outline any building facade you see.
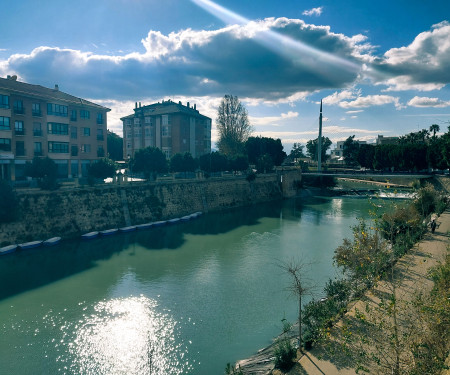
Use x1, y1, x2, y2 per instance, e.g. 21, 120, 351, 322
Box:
0, 75, 110, 181
331, 139, 367, 160
121, 100, 211, 160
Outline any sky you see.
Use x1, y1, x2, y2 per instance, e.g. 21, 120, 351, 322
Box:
1, 0, 450, 152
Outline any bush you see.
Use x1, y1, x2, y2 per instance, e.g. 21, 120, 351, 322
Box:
273, 338, 296, 372
414, 184, 440, 217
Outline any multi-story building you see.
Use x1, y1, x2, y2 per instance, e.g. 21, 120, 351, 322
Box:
121, 100, 211, 160
0, 75, 110, 181
376, 135, 399, 145
331, 139, 367, 160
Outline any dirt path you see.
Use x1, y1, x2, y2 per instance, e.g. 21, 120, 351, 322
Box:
296, 208, 450, 375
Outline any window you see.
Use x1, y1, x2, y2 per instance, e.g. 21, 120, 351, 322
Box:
97, 113, 103, 124
83, 127, 90, 136
145, 127, 152, 137
134, 118, 140, 125
0, 116, 11, 130
70, 126, 78, 139
48, 141, 69, 153
13, 100, 24, 114
16, 141, 25, 156
162, 147, 171, 159
70, 110, 77, 121
32, 103, 42, 116
0, 95, 9, 109
71, 145, 78, 156
47, 103, 68, 117
97, 145, 105, 157
33, 122, 42, 136
14, 121, 24, 135
125, 119, 131, 126
47, 122, 69, 135
127, 142, 131, 149
162, 115, 171, 126
134, 128, 141, 137
162, 125, 171, 137
80, 110, 90, 119
0, 138, 11, 151
34, 142, 42, 156
81, 144, 91, 153
145, 117, 153, 125
126, 131, 131, 139
97, 128, 104, 141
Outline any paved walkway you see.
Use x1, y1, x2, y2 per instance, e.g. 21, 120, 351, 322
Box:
296, 208, 450, 375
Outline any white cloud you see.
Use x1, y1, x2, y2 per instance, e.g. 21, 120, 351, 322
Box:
322, 89, 360, 105
339, 95, 402, 109
408, 96, 450, 108
249, 111, 299, 127
374, 21, 450, 91
1, 17, 370, 101
346, 110, 363, 113
302, 7, 323, 17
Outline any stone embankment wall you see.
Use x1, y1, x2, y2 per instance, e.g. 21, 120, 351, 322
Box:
0, 168, 301, 245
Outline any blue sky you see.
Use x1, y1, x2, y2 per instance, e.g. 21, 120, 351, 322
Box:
1, 0, 450, 152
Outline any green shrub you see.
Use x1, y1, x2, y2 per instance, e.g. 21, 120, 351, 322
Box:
273, 338, 296, 372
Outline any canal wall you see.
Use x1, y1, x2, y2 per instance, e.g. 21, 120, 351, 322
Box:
0, 168, 301, 245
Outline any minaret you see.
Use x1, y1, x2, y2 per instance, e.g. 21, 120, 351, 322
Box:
317, 100, 323, 173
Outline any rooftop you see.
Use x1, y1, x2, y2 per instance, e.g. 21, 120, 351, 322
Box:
0, 75, 110, 111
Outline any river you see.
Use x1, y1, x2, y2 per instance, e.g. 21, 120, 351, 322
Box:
0, 196, 385, 375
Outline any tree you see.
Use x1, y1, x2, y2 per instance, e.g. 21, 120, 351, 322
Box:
229, 155, 249, 173
306, 136, 332, 161
290, 143, 306, 160
255, 154, 274, 174
342, 135, 360, 167
129, 147, 168, 179
88, 158, 117, 181
357, 144, 375, 169
170, 152, 197, 174
107, 130, 123, 161
199, 152, 229, 173
25, 156, 58, 190
245, 136, 286, 166
216, 95, 253, 156
429, 124, 440, 139
280, 259, 314, 351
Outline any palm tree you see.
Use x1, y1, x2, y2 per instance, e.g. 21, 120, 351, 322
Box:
429, 124, 440, 139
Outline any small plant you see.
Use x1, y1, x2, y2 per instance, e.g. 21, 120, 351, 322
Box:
273, 338, 296, 372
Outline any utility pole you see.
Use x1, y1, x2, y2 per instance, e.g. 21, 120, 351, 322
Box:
317, 100, 323, 173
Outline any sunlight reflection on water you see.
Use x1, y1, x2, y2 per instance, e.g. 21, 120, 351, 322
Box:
60, 296, 192, 375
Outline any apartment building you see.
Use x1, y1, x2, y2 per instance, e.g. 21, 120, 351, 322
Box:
0, 75, 110, 181
121, 100, 211, 159
331, 139, 367, 160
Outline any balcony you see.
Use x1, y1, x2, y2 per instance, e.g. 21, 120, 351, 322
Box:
0, 104, 10, 109
32, 110, 42, 117
34, 150, 43, 156
15, 129, 25, 136
70, 116, 77, 121
16, 148, 26, 156
13, 107, 25, 115
0, 144, 11, 151
33, 129, 42, 137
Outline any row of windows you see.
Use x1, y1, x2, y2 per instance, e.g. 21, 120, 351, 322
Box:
0, 117, 103, 139
0, 138, 103, 156
0, 97, 104, 122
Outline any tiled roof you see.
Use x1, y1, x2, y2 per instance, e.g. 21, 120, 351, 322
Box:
0, 76, 110, 111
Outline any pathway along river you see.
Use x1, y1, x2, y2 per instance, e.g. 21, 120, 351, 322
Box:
0, 195, 391, 375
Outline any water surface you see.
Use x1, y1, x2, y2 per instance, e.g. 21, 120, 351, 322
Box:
0, 196, 381, 375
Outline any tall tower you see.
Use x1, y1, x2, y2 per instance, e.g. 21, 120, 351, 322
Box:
317, 100, 323, 173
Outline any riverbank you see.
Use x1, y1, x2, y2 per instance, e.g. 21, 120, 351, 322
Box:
237, 206, 450, 375
0, 169, 301, 246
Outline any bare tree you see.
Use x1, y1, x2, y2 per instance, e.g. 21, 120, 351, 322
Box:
216, 95, 253, 156
279, 258, 314, 351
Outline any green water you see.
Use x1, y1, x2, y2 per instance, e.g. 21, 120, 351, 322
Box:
0, 196, 381, 375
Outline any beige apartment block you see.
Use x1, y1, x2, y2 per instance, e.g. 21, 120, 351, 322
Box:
121, 100, 211, 160
0, 75, 110, 181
